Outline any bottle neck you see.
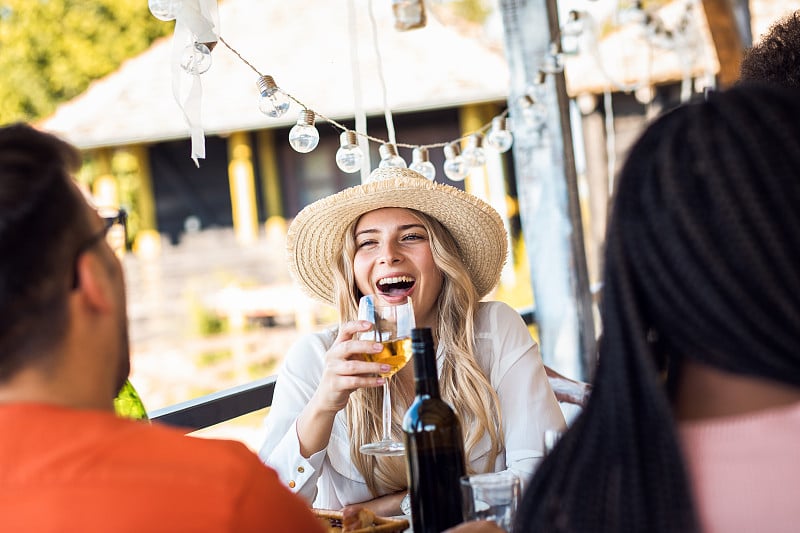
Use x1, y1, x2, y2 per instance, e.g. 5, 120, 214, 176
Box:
412, 328, 440, 398
415, 373, 440, 398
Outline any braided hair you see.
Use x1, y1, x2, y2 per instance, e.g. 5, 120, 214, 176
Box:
515, 84, 800, 532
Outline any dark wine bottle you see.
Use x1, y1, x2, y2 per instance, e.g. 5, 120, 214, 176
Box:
402, 327, 466, 533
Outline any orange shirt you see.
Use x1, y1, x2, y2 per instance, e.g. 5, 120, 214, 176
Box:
0, 403, 325, 532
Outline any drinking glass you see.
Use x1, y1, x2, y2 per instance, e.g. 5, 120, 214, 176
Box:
358, 294, 415, 456
460, 471, 521, 532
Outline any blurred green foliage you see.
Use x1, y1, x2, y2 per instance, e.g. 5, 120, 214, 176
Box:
189, 298, 229, 337
0, 0, 171, 125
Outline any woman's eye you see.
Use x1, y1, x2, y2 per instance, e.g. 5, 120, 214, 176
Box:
357, 240, 377, 248
402, 233, 425, 241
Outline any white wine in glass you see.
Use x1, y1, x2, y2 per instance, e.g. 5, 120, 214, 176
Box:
358, 294, 415, 456
363, 337, 412, 377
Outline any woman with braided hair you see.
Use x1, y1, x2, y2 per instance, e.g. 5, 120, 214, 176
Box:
449, 83, 800, 533
521, 83, 800, 532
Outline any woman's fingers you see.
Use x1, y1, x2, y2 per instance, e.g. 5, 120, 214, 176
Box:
335, 319, 374, 344
330, 354, 389, 376
312, 321, 389, 413
329, 320, 387, 375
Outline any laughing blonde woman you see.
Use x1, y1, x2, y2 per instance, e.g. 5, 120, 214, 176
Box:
259, 167, 565, 516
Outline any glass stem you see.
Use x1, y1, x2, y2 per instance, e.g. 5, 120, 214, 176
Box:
382, 377, 392, 441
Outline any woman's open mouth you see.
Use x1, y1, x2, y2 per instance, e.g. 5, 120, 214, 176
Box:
376, 275, 415, 297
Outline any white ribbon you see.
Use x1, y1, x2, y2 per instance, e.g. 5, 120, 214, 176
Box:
171, 0, 219, 166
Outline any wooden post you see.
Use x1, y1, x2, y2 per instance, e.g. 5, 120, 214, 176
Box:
498, 0, 597, 381
702, 0, 751, 88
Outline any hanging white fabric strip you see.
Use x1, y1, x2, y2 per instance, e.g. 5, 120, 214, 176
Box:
171, 0, 219, 166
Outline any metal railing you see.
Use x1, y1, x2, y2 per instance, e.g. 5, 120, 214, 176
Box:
150, 375, 277, 430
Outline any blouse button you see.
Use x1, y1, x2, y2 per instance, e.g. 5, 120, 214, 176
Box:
297, 466, 305, 473
288, 480, 296, 489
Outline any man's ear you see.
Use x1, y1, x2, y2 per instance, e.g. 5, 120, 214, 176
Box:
73, 252, 113, 313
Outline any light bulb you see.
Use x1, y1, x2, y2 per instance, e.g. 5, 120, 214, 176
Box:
256, 75, 290, 118
617, 0, 647, 25
519, 94, 548, 128
409, 147, 436, 181
561, 10, 585, 55
392, 0, 426, 31
462, 133, 486, 168
149, 0, 182, 21
180, 42, 212, 75
378, 143, 407, 169
486, 117, 513, 153
289, 110, 319, 153
540, 42, 564, 74
336, 131, 364, 173
443, 142, 468, 182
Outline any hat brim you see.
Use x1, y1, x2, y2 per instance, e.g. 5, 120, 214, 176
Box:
287, 168, 508, 306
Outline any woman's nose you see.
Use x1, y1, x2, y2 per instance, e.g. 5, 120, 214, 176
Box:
378, 242, 401, 264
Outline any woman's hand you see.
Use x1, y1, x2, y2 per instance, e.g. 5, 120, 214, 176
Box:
312, 320, 389, 414
296, 320, 387, 457
341, 491, 406, 518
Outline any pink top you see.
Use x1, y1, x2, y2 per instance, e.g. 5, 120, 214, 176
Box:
678, 401, 800, 533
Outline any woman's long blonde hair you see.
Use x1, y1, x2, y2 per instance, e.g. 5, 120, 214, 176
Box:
332, 208, 504, 497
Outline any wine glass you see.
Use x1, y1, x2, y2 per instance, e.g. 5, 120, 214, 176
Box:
358, 294, 415, 456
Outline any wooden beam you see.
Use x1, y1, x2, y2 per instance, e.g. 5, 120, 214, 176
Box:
702, 0, 746, 88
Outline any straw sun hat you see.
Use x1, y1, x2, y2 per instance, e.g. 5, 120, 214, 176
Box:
287, 167, 508, 306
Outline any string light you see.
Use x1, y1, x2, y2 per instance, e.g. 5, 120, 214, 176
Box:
560, 10, 585, 56
148, 0, 182, 21
378, 143, 407, 168
288, 110, 319, 153
558, 0, 705, 95
519, 94, 548, 128
156, 18, 521, 180
204, 37, 519, 181
153, 0, 705, 179
486, 117, 513, 153
443, 142, 468, 182
336, 131, 364, 173
540, 42, 564, 74
409, 147, 436, 181
462, 133, 486, 168
256, 75, 290, 118
180, 43, 213, 75
392, 0, 426, 31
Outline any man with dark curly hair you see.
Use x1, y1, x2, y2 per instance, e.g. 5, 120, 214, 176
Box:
740, 10, 800, 87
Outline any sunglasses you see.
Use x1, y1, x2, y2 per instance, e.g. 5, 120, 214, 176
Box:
72, 208, 128, 289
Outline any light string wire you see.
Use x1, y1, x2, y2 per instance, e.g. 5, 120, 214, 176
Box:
217, 35, 508, 151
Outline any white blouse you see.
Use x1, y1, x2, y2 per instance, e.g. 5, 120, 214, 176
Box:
258, 301, 566, 509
